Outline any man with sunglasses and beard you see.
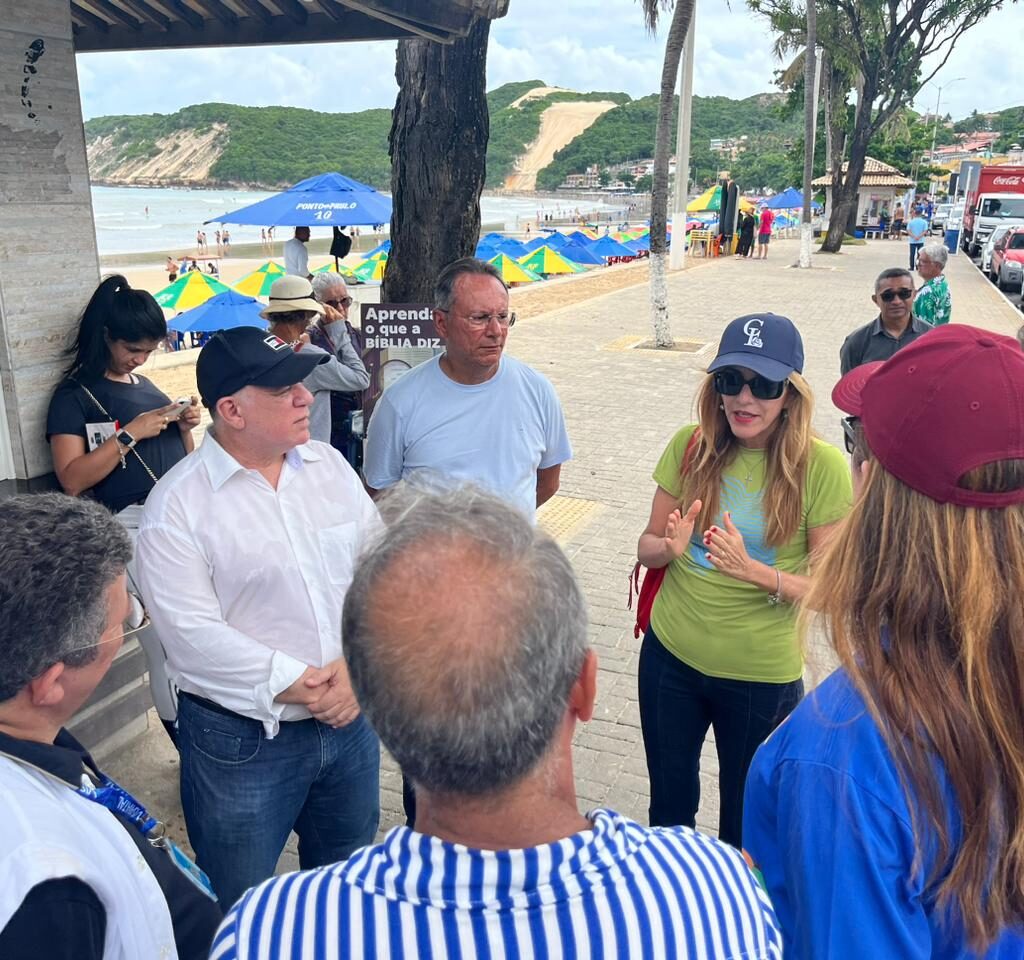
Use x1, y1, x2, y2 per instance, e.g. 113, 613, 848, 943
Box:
839, 267, 931, 375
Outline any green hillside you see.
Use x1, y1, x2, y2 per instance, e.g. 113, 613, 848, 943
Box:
535, 92, 801, 191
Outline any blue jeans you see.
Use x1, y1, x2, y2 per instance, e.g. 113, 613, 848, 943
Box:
177, 694, 380, 908
637, 627, 802, 847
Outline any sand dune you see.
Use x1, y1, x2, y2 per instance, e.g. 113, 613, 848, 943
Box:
504, 100, 617, 192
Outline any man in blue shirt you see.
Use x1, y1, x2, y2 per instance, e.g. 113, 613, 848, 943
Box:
364, 258, 572, 518
907, 210, 930, 269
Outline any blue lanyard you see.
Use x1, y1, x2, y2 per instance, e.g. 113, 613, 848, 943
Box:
78, 773, 163, 839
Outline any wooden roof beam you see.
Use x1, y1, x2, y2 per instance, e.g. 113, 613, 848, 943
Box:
71, 1, 112, 31
162, 0, 204, 29
231, 0, 273, 23
115, 0, 171, 27
191, 0, 239, 26
272, 0, 310, 26
81, 0, 143, 29
312, 0, 344, 22
340, 0, 454, 41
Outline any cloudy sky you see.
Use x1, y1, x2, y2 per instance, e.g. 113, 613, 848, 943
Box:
76, 0, 1019, 123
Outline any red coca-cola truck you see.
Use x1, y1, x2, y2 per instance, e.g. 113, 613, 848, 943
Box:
962, 166, 1024, 257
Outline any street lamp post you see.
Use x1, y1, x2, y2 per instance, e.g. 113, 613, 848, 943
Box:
928, 77, 965, 199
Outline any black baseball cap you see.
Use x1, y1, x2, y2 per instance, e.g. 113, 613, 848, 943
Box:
707, 313, 805, 382
197, 326, 328, 409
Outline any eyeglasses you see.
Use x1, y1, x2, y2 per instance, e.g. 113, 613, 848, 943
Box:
443, 311, 516, 328
324, 297, 353, 310
841, 416, 860, 455
713, 368, 788, 401
73, 594, 151, 652
879, 288, 914, 302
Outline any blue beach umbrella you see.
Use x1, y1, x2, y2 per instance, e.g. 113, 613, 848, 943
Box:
475, 241, 500, 260
764, 187, 821, 211
363, 239, 391, 259
626, 236, 651, 252
167, 290, 267, 333
207, 172, 392, 228
587, 236, 638, 259
494, 237, 530, 259
543, 232, 574, 251
561, 241, 604, 266
523, 235, 551, 253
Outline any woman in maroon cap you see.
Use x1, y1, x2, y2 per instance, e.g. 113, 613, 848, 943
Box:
635, 313, 852, 847
744, 325, 1024, 958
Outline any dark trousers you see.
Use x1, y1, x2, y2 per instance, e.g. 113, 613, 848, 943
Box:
177, 694, 380, 908
910, 241, 924, 269
637, 627, 803, 848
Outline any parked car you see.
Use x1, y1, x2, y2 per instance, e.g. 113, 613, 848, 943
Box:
982, 224, 1015, 276
931, 203, 953, 233
990, 226, 1024, 291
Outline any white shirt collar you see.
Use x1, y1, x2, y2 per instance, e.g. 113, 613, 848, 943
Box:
200, 432, 322, 492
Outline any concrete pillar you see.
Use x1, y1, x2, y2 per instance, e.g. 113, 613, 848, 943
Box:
0, 0, 100, 488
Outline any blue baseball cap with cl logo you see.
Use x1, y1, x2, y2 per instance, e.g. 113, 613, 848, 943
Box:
707, 312, 804, 382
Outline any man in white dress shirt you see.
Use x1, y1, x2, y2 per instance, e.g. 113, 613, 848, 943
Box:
136, 326, 381, 909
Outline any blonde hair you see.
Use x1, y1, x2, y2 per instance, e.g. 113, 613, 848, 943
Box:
681, 372, 814, 546
806, 457, 1024, 951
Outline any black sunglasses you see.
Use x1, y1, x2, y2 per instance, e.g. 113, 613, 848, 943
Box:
713, 368, 788, 401
879, 288, 914, 302
841, 416, 859, 455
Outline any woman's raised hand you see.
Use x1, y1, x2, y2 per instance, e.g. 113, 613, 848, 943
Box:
664, 499, 702, 560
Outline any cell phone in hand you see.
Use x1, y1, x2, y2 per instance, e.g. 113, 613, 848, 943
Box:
170, 397, 191, 418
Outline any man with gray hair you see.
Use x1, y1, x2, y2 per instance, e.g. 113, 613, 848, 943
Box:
364, 257, 571, 518
913, 242, 952, 327
210, 486, 783, 960
0, 494, 222, 959
309, 271, 367, 465
839, 266, 931, 374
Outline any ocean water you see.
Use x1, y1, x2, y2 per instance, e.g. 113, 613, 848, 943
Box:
91, 185, 621, 257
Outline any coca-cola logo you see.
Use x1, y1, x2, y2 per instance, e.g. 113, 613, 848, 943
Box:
992, 176, 1023, 186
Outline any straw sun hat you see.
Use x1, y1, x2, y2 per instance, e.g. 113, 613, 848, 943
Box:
259, 275, 325, 319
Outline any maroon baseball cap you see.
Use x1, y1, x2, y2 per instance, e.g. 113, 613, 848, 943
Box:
831, 325, 1024, 508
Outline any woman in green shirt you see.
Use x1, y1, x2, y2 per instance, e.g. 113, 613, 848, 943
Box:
636, 313, 852, 846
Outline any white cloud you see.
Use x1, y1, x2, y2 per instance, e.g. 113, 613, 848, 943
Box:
74, 0, 1021, 122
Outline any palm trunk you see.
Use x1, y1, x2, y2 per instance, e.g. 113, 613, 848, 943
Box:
649, 0, 694, 348
383, 18, 491, 302
799, 1, 817, 268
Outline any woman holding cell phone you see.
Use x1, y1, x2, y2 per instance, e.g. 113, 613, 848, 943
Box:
635, 312, 852, 846
47, 274, 200, 742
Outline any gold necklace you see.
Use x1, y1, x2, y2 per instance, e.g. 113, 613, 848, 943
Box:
736, 449, 760, 485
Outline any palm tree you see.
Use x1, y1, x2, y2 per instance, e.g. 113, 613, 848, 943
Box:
799, 0, 816, 269
641, 0, 696, 348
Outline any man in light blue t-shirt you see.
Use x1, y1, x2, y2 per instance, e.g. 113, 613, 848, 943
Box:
906, 212, 929, 270
364, 258, 572, 520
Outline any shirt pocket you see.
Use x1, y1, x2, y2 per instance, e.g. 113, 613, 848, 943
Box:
318, 522, 360, 586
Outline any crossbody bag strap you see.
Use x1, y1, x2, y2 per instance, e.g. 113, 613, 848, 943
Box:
76, 381, 160, 486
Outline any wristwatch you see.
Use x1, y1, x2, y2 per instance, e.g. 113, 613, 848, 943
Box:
116, 429, 137, 451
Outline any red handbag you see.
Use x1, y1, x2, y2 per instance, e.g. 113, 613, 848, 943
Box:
627, 430, 701, 639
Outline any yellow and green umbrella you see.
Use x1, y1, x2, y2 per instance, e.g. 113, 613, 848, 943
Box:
487, 253, 542, 284
517, 246, 584, 276
154, 271, 231, 310
363, 249, 389, 263
312, 262, 359, 280
233, 261, 285, 297
352, 257, 387, 282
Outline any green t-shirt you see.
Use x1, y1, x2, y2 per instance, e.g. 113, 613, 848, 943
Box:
649, 425, 852, 683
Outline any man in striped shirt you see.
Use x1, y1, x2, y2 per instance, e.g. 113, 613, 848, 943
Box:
210, 486, 783, 959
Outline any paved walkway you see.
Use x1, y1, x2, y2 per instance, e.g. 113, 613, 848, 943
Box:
105, 235, 1021, 869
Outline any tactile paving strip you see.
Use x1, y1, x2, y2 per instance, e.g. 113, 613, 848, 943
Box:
537, 495, 605, 544
601, 335, 645, 351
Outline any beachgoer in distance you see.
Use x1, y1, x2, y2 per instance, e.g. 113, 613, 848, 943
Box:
745, 325, 1024, 957
839, 267, 930, 374
891, 201, 905, 239
210, 486, 784, 960
0, 493, 223, 959
284, 226, 312, 279
165, 256, 177, 283
913, 242, 952, 327
636, 313, 851, 846
46, 275, 201, 743
755, 207, 775, 259
736, 210, 757, 258
136, 326, 382, 909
